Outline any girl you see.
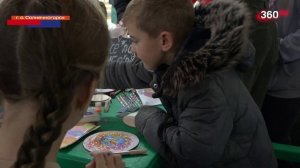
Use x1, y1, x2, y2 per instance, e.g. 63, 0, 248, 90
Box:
0, 0, 124, 167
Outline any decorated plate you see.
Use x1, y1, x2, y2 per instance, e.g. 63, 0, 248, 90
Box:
83, 131, 139, 153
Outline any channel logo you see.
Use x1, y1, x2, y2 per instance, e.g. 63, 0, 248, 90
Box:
7, 15, 70, 28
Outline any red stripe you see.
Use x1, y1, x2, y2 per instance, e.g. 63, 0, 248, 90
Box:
203, 0, 212, 5
7, 19, 41, 26
279, 10, 289, 17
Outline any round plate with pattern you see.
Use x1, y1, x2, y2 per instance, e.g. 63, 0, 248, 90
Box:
83, 131, 139, 153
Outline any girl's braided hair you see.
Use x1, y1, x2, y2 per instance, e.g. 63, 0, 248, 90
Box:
0, 0, 109, 167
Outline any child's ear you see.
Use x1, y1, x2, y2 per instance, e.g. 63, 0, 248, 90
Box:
159, 31, 173, 52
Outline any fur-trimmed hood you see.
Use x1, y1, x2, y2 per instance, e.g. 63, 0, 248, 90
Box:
156, 0, 251, 97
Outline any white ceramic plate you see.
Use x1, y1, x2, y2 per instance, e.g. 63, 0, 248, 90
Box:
95, 89, 115, 94
122, 112, 138, 128
91, 94, 111, 102
83, 131, 139, 153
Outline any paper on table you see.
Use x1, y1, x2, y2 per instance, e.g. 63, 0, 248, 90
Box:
60, 123, 100, 149
135, 88, 162, 106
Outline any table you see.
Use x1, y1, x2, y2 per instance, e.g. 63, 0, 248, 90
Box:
272, 143, 300, 162
57, 98, 162, 168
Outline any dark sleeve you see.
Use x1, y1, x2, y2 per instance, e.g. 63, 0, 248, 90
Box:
112, 0, 131, 22
279, 29, 300, 63
236, 40, 256, 72
135, 84, 233, 167
238, 0, 279, 108
279, 2, 300, 63
103, 57, 153, 89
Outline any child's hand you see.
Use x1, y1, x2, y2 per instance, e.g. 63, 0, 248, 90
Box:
86, 152, 125, 168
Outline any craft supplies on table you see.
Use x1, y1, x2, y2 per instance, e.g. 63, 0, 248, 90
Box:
58, 95, 163, 168
109, 89, 122, 98
91, 94, 111, 112
79, 107, 101, 123
116, 90, 143, 117
114, 149, 147, 156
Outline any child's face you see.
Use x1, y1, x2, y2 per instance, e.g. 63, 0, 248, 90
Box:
126, 21, 167, 71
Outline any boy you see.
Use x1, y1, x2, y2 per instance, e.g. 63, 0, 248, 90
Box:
105, 0, 277, 167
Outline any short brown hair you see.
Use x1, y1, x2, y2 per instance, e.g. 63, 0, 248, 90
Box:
123, 0, 194, 51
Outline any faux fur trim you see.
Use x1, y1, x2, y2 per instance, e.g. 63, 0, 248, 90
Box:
162, 0, 251, 97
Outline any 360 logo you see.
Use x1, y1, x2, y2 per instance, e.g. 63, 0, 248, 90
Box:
256, 10, 289, 22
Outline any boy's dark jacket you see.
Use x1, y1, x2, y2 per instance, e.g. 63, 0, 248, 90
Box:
104, 0, 277, 167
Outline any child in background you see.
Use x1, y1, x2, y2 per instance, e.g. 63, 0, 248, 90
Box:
104, 0, 277, 167
0, 0, 124, 167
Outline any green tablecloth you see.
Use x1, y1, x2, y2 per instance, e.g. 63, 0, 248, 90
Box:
57, 98, 162, 168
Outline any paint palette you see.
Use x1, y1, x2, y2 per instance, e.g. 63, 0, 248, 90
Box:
83, 131, 139, 153
60, 123, 100, 149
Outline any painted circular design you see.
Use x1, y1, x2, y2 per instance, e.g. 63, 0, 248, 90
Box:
83, 131, 139, 153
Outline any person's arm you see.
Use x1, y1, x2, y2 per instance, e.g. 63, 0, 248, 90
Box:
103, 57, 153, 89
279, 7, 300, 63
135, 83, 233, 167
279, 28, 300, 63
236, 40, 256, 72
112, 0, 131, 22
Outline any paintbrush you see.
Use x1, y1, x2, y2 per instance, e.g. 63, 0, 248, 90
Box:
89, 149, 147, 158
115, 149, 147, 155
110, 89, 122, 98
